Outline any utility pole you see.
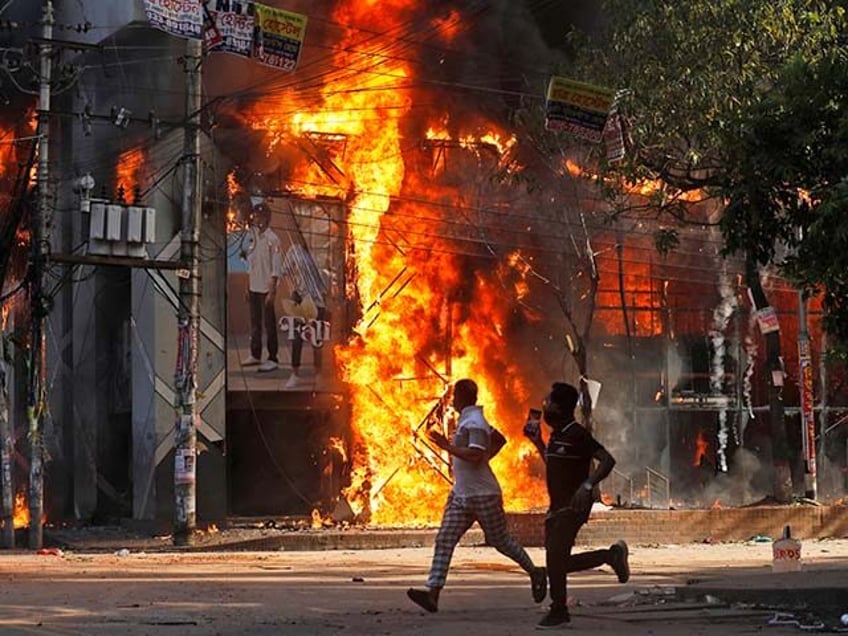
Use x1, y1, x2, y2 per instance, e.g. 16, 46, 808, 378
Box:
798, 280, 817, 500
173, 37, 202, 546
1, 331, 13, 548
28, 0, 53, 551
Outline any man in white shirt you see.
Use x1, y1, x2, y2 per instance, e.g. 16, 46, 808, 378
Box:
407, 378, 547, 613
241, 203, 283, 373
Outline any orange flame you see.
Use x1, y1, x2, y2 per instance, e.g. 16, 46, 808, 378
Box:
115, 147, 146, 200
565, 158, 704, 202
327, 436, 348, 464
12, 492, 29, 529
225, 170, 242, 233
241, 2, 549, 525
694, 431, 709, 467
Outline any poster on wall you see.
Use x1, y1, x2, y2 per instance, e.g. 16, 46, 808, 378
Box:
227, 197, 344, 393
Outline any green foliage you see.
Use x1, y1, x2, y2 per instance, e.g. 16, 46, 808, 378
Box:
567, 0, 848, 347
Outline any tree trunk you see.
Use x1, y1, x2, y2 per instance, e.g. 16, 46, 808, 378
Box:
746, 254, 793, 502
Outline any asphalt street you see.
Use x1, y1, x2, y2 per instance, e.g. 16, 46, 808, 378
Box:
1, 540, 847, 635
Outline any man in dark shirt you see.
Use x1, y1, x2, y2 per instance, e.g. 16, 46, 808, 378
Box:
525, 381, 630, 630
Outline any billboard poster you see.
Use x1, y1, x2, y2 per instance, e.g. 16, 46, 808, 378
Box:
144, 0, 204, 40
227, 197, 344, 393
755, 306, 780, 334
545, 76, 616, 143
205, 0, 255, 58
252, 3, 308, 71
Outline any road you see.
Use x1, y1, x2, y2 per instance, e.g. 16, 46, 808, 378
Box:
1, 540, 847, 635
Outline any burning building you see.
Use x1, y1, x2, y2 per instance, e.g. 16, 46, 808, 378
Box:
0, 0, 846, 535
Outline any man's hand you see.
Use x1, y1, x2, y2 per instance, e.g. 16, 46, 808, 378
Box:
570, 483, 594, 515
523, 423, 543, 446
427, 430, 449, 450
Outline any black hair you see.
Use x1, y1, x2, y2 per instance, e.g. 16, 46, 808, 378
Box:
549, 382, 579, 414
453, 378, 478, 404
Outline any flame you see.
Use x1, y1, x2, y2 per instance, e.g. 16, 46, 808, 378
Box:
0, 128, 16, 180
711, 499, 722, 510
12, 492, 29, 529
225, 170, 243, 233
431, 9, 462, 42
239, 1, 548, 526
694, 431, 709, 467
115, 147, 146, 200
565, 158, 704, 202
327, 436, 348, 464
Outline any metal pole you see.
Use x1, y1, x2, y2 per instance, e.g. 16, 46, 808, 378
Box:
173, 37, 202, 546
28, 0, 53, 550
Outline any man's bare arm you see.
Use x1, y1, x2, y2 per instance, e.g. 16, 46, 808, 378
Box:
428, 431, 487, 464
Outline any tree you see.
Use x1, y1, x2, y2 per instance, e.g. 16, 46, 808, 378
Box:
564, 0, 848, 501
722, 51, 848, 352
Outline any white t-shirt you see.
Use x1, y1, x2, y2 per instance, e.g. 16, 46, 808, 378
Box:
246, 227, 283, 294
451, 405, 502, 498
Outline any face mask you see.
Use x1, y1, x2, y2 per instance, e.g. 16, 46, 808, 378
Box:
542, 394, 563, 424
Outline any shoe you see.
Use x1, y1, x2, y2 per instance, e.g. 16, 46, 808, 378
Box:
257, 360, 278, 373
531, 566, 547, 603
284, 373, 307, 388
536, 605, 570, 630
610, 540, 630, 583
241, 355, 260, 366
406, 588, 438, 613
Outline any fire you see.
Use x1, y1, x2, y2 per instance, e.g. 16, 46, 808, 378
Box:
311, 508, 322, 529
327, 436, 348, 464
565, 158, 704, 202
240, 1, 549, 526
225, 170, 243, 233
12, 492, 28, 529
694, 431, 709, 467
430, 9, 462, 42
115, 146, 146, 200
594, 245, 663, 337
0, 126, 16, 179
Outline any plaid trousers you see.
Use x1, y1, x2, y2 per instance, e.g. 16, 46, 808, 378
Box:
426, 492, 535, 589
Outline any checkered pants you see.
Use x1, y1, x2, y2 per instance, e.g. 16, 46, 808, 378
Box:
426, 492, 535, 589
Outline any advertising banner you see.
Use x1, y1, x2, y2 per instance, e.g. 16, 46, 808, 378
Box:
545, 76, 616, 143
603, 108, 626, 163
253, 3, 308, 71
227, 197, 344, 393
205, 0, 255, 58
755, 306, 780, 334
144, 0, 204, 40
